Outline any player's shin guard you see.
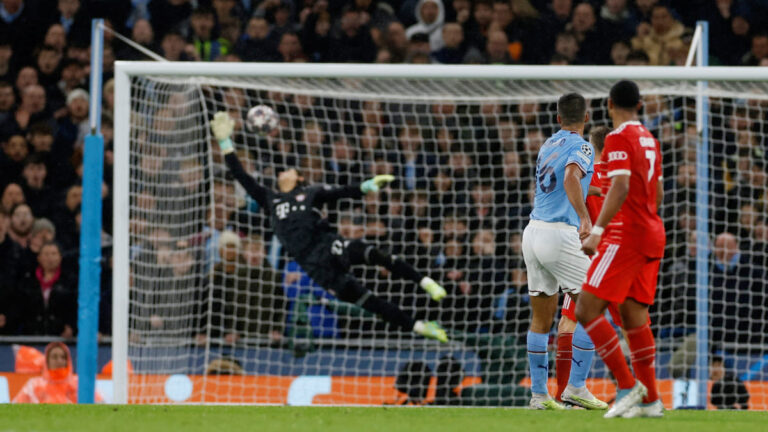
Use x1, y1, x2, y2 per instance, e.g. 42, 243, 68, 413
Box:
527, 331, 550, 395
569, 323, 595, 389
584, 315, 636, 390
626, 323, 659, 403
555, 332, 573, 401
358, 292, 415, 330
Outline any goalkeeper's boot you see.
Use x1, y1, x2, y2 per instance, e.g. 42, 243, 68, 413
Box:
561, 384, 609, 410
621, 399, 664, 418
415, 320, 448, 343
529, 393, 565, 410
420, 277, 447, 302
604, 381, 647, 418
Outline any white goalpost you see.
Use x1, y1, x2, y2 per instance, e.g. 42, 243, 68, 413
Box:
113, 60, 768, 408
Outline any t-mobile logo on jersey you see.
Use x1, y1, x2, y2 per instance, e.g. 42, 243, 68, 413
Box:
276, 202, 291, 219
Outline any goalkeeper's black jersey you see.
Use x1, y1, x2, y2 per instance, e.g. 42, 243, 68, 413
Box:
224, 153, 363, 258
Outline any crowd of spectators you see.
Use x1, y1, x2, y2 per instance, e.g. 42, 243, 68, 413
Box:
0, 0, 766, 366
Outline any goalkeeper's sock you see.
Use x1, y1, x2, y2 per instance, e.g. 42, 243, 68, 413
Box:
626, 323, 659, 404
555, 332, 573, 401
569, 323, 595, 389
584, 315, 636, 390
359, 293, 415, 330
527, 330, 550, 395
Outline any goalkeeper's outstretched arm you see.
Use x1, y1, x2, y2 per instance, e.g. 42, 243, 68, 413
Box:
311, 176, 396, 205
211, 112, 271, 209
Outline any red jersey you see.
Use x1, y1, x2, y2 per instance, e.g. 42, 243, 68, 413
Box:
602, 121, 665, 258
586, 162, 605, 223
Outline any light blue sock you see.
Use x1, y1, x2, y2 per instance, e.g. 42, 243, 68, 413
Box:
527, 330, 550, 395
569, 323, 595, 388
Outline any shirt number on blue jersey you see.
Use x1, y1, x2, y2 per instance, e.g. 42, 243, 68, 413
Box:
538, 164, 557, 193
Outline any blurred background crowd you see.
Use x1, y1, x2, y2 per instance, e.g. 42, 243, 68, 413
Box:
0, 0, 766, 365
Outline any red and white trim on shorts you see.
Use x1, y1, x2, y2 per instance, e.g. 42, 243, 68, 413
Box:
588, 244, 620, 287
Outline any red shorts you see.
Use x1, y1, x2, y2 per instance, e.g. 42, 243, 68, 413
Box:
561, 294, 623, 326
583, 242, 661, 305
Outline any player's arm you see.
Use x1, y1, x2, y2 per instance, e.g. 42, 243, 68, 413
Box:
581, 135, 630, 255
211, 112, 271, 209
563, 163, 592, 240
588, 185, 602, 196
582, 174, 629, 255
314, 175, 395, 205
656, 180, 663, 209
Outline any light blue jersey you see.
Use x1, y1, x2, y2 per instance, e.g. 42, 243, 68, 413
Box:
530, 129, 594, 227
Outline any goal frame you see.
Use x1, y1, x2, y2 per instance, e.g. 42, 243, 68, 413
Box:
113, 59, 766, 405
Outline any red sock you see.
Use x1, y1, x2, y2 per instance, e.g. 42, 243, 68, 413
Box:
555, 332, 573, 401
584, 315, 636, 390
626, 323, 659, 403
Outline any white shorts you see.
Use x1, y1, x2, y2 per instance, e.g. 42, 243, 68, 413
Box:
522, 220, 590, 297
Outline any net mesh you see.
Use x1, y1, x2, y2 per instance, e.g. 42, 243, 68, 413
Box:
124, 74, 768, 408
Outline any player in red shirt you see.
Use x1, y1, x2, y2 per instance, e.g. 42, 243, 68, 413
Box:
576, 80, 666, 418
555, 125, 610, 403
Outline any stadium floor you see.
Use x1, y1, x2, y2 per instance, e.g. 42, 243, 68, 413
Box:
2, 405, 767, 432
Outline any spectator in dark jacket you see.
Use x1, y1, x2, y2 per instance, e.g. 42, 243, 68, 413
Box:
0, 210, 23, 334
22, 217, 56, 277
8, 202, 33, 248
432, 22, 465, 64
710, 356, 750, 410
740, 33, 768, 66
0, 85, 51, 138
148, 0, 192, 40
18, 242, 77, 337
20, 153, 53, 219
328, 7, 376, 62
0, 134, 28, 186
0, 0, 45, 66
236, 16, 279, 61
710, 232, 763, 346
50, 184, 81, 253
198, 231, 285, 344
1, 182, 24, 214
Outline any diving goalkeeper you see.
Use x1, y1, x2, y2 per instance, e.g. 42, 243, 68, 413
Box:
211, 112, 449, 343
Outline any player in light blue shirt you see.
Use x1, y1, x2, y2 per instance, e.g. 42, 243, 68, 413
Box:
521, 93, 607, 411
530, 130, 594, 227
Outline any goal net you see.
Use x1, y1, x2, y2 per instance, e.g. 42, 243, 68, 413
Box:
114, 64, 768, 409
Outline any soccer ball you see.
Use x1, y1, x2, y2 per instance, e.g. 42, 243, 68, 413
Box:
245, 105, 279, 135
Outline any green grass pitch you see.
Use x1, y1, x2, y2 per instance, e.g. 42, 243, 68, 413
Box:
1, 405, 766, 432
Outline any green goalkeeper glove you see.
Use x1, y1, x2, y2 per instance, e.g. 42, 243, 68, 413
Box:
360, 175, 395, 194
211, 111, 235, 154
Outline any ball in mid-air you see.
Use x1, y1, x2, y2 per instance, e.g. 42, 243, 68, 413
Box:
245, 104, 279, 135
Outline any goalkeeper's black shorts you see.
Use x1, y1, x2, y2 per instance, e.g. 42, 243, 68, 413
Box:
295, 233, 368, 303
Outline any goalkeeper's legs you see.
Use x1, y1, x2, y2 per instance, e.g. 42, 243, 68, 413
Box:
347, 239, 446, 301
335, 278, 447, 343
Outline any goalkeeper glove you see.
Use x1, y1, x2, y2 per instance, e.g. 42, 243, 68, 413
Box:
211, 111, 235, 154
360, 175, 395, 194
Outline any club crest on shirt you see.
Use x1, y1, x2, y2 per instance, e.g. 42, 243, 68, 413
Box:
581, 143, 593, 157
296, 194, 305, 202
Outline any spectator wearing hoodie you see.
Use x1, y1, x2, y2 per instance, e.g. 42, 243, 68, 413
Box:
13, 342, 103, 403
406, 0, 445, 52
